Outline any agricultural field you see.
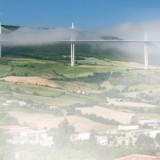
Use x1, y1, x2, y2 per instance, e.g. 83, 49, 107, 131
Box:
0, 55, 160, 133
9, 111, 109, 132
76, 106, 134, 124
1, 46, 160, 160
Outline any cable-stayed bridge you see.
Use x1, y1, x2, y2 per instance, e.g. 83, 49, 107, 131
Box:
0, 23, 160, 69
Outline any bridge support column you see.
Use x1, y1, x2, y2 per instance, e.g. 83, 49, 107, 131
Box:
71, 41, 75, 66
144, 42, 148, 69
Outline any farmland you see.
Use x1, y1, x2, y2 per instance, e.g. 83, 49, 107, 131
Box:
0, 55, 160, 132
1, 45, 160, 160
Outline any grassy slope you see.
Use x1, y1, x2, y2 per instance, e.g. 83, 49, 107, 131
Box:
1, 24, 160, 132
0, 56, 160, 133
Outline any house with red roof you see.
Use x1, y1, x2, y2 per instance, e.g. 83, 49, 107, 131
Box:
115, 154, 160, 160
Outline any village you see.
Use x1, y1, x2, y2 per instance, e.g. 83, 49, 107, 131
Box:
1, 116, 160, 148
1, 98, 160, 148
1, 117, 160, 160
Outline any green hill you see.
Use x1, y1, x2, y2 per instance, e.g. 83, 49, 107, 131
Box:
1, 24, 145, 64
1, 25, 160, 160
2, 24, 160, 65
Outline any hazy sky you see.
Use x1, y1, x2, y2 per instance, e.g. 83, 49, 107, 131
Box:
1, 0, 160, 29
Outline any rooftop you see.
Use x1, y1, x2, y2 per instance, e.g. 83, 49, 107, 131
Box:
115, 154, 160, 160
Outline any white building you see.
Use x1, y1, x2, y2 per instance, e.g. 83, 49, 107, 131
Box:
144, 130, 160, 138
96, 135, 108, 146
118, 125, 139, 131
6, 126, 54, 146
138, 118, 160, 128
70, 132, 91, 141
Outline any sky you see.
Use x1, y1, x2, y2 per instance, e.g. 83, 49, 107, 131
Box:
1, 0, 160, 29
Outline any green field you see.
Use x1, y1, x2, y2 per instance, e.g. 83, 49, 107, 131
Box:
1, 36, 160, 159
0, 55, 160, 133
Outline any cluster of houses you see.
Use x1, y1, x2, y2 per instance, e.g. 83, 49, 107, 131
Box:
1, 99, 160, 148
1, 118, 160, 148
137, 117, 160, 129
2, 125, 160, 160
70, 116, 160, 147
0, 125, 53, 146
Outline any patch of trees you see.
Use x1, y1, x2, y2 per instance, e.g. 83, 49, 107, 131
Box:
111, 72, 160, 87
50, 119, 75, 149
110, 73, 146, 86
77, 72, 110, 83
3, 44, 87, 62
136, 134, 155, 147
51, 72, 111, 83
3, 24, 20, 31
14, 63, 35, 68
3, 41, 138, 63
136, 92, 160, 106
0, 112, 18, 125
83, 113, 119, 125
6, 72, 28, 77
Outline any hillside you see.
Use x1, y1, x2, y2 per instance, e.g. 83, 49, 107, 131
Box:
1, 25, 160, 160
0, 56, 160, 129
1, 26, 160, 130
2, 24, 160, 65
1, 24, 145, 63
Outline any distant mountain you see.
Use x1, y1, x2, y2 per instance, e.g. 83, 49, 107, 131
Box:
2, 25, 20, 32
102, 36, 122, 40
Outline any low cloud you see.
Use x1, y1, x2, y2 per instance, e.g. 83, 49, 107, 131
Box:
2, 27, 101, 46
100, 20, 160, 55
3, 27, 73, 46
2, 20, 160, 56
101, 20, 160, 40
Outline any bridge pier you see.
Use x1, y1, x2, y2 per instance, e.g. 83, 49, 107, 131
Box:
71, 41, 75, 66
144, 42, 148, 69
70, 22, 75, 66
